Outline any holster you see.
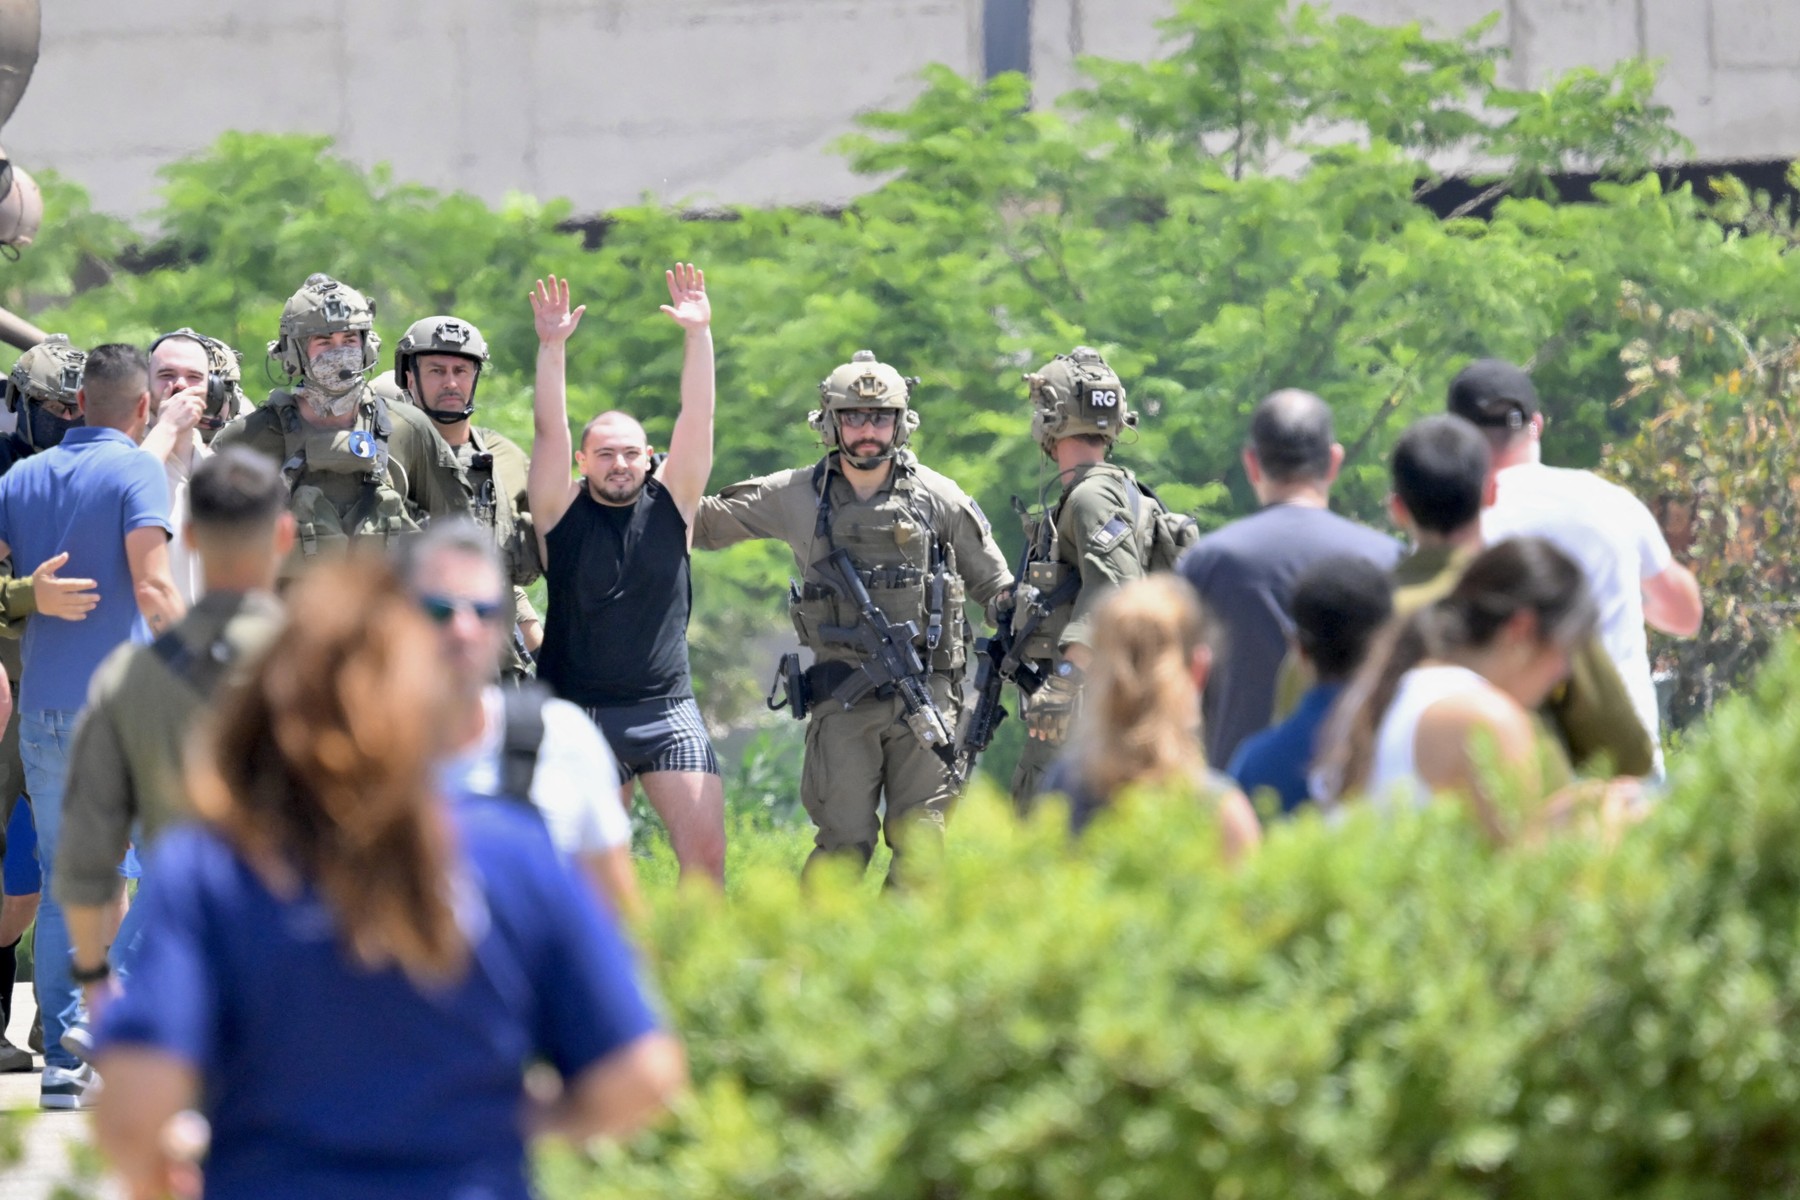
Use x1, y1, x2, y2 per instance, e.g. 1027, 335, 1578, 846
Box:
766, 654, 860, 720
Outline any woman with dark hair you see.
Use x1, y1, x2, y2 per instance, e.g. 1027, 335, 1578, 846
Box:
1041, 576, 1261, 858
1315, 536, 1619, 840
90, 557, 684, 1200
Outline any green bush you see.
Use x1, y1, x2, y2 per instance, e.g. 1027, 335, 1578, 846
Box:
542, 637, 1800, 1198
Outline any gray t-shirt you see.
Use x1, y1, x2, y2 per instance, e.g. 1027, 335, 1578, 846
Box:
1178, 503, 1401, 766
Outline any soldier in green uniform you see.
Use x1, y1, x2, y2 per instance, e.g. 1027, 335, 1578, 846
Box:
214, 274, 468, 569
1006, 347, 1195, 811
392, 315, 541, 677
694, 351, 1012, 878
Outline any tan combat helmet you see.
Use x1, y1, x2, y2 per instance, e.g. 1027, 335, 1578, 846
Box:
1027, 345, 1135, 457
809, 349, 920, 468
268, 273, 380, 386
393, 315, 489, 425
0, 147, 41, 251
5, 334, 86, 450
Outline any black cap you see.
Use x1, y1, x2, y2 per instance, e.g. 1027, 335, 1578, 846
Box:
1447, 359, 1539, 430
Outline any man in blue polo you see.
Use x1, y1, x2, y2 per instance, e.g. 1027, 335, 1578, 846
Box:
0, 342, 184, 1109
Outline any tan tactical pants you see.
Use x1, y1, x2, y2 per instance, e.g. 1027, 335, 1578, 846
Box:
1009, 725, 1062, 816
800, 673, 962, 878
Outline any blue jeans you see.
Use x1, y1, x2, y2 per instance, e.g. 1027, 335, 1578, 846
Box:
22, 708, 79, 1071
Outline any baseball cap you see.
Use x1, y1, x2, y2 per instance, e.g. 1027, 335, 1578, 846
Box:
1447, 359, 1539, 430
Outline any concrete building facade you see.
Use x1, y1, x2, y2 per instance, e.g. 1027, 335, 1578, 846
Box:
8, 0, 1797, 221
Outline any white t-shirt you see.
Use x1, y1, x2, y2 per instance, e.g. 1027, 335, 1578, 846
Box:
1483, 462, 1672, 753
442, 686, 632, 855
162, 440, 208, 605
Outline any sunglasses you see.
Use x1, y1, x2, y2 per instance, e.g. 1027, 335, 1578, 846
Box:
418, 593, 506, 625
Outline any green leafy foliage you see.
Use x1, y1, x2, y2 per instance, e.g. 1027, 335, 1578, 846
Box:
10, 0, 1794, 745
542, 634, 1800, 1198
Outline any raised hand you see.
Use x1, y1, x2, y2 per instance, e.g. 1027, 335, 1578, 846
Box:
531, 275, 587, 346
659, 263, 711, 332
31, 551, 100, 621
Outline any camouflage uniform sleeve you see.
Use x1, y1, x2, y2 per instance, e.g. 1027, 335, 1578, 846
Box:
55, 654, 138, 908
389, 403, 469, 522
692, 471, 805, 553
0, 557, 35, 635
1057, 474, 1148, 651
1544, 635, 1656, 777
489, 432, 541, 586
210, 407, 284, 465
940, 489, 1012, 611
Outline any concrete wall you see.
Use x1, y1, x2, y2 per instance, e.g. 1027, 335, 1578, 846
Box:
6, 0, 1796, 223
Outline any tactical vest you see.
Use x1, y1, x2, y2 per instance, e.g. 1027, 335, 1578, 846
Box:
457, 430, 540, 587
1016, 463, 1196, 661
272, 389, 416, 558
787, 457, 966, 674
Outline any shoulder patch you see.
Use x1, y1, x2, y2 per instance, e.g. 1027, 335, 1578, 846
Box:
967, 497, 991, 534
1090, 515, 1131, 553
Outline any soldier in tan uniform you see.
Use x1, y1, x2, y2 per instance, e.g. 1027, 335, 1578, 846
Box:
214, 274, 468, 571
1004, 348, 1196, 811
393, 315, 541, 677
694, 351, 1011, 878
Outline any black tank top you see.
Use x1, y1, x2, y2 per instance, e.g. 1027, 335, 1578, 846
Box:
538, 477, 694, 706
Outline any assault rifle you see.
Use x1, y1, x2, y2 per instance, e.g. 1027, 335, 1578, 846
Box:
816, 547, 964, 782
955, 532, 1050, 769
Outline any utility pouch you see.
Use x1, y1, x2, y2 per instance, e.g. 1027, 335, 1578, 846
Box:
1020, 559, 1076, 660
767, 652, 810, 719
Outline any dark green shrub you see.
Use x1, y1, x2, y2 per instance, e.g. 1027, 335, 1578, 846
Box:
543, 637, 1800, 1199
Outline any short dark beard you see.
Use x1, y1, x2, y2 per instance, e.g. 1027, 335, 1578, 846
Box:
587, 474, 646, 507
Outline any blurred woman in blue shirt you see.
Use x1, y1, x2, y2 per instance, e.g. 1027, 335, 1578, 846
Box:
91, 557, 685, 1200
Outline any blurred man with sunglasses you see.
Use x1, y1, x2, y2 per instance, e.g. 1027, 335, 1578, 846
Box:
404, 518, 641, 921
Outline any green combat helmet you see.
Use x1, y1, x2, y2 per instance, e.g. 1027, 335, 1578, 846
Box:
1026, 345, 1135, 457
5, 333, 86, 450
393, 315, 489, 425
267, 273, 381, 388
809, 349, 920, 469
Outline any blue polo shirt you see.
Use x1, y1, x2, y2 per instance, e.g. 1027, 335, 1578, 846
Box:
0, 428, 170, 712
96, 796, 661, 1200
1227, 681, 1345, 815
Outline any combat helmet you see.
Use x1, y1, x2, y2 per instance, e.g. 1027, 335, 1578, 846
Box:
393, 315, 489, 425
4, 334, 86, 450
268, 273, 380, 385
809, 349, 920, 468
1026, 346, 1135, 457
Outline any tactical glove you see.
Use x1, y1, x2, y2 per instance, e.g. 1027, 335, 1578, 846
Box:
1024, 661, 1083, 743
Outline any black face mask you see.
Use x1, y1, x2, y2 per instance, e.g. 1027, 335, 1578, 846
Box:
23, 402, 80, 451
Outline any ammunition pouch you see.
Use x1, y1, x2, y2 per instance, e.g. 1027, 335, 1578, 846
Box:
1019, 559, 1076, 661
291, 480, 412, 558
788, 564, 963, 671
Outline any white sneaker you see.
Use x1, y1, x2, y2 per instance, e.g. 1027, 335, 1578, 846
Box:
40, 1062, 99, 1110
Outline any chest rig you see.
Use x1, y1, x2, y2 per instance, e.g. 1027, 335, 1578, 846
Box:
786, 455, 965, 674
273, 389, 413, 557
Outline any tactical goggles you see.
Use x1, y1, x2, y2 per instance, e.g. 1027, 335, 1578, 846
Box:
418, 593, 506, 625
840, 409, 897, 429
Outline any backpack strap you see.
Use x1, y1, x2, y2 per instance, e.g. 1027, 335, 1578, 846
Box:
275, 395, 308, 489
151, 628, 239, 699
498, 681, 550, 804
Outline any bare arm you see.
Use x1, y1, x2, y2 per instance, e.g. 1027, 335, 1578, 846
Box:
1216, 787, 1262, 864
530, 1032, 686, 1144
653, 264, 715, 532
125, 525, 185, 635
1414, 693, 1545, 845
527, 275, 587, 548
1642, 562, 1702, 637
91, 1047, 201, 1200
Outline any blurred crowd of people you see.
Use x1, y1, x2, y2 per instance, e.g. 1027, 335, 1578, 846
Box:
0, 255, 1700, 1196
